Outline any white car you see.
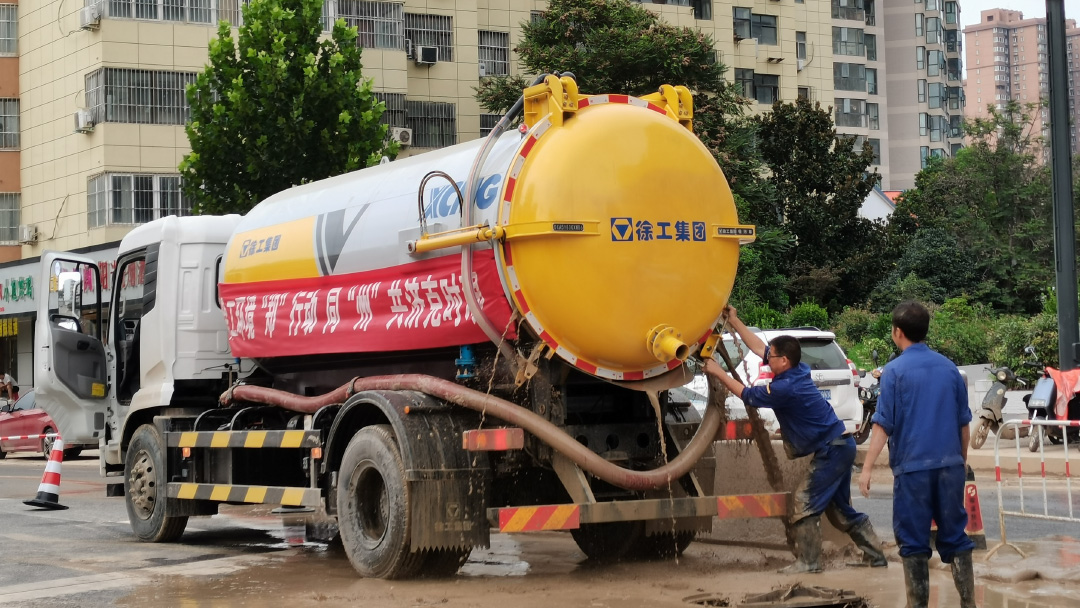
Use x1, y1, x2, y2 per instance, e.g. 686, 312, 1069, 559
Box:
679, 328, 864, 437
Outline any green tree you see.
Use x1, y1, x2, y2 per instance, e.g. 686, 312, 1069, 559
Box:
893, 101, 1053, 313
755, 98, 885, 310
181, 0, 393, 214
870, 226, 976, 307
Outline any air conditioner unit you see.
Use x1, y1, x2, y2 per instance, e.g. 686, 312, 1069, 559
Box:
391, 127, 412, 147
797, 58, 806, 71
415, 46, 438, 65
404, 39, 413, 59
18, 224, 38, 244
74, 108, 95, 134
79, 4, 101, 30
478, 62, 487, 78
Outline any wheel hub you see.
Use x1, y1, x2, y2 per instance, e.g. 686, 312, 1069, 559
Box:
128, 450, 158, 520
356, 466, 388, 542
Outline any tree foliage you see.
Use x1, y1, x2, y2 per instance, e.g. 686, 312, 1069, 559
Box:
181, 0, 393, 214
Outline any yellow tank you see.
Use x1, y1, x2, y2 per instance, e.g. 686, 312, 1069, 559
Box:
219, 76, 754, 382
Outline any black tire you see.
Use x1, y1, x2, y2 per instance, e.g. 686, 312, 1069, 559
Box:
571, 521, 644, 562
854, 409, 874, 445
1028, 426, 1043, 453
419, 547, 471, 577
630, 530, 695, 560
125, 424, 188, 542
42, 428, 55, 460
0, 444, 6, 458
971, 418, 993, 450
63, 448, 83, 460
337, 425, 424, 579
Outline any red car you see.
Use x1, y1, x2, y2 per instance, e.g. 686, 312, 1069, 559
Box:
0, 390, 92, 459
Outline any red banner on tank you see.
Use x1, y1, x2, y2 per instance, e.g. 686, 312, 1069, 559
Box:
219, 251, 515, 358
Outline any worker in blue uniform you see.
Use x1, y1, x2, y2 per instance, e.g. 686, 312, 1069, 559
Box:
859, 300, 975, 608
704, 307, 886, 573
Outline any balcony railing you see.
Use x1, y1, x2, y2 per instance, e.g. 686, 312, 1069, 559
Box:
835, 113, 868, 128
831, 6, 864, 21
834, 76, 867, 91
833, 41, 866, 57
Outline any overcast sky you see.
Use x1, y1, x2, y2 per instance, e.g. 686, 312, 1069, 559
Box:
959, 0, 1074, 31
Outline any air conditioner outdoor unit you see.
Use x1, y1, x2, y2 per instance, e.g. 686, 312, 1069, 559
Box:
797, 58, 806, 71
18, 224, 38, 244
415, 46, 438, 65
74, 109, 95, 133
391, 127, 412, 147
404, 39, 413, 59
79, 4, 101, 30
478, 62, 487, 77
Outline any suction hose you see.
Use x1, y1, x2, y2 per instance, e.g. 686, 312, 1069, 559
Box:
221, 373, 722, 492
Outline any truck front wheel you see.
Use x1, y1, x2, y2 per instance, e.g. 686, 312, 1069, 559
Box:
337, 425, 424, 579
125, 424, 188, 542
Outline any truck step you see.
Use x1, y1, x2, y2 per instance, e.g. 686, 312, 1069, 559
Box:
166, 430, 321, 449
168, 482, 321, 507
490, 492, 788, 532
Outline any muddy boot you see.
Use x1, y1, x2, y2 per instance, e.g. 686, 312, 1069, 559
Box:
847, 520, 887, 567
951, 551, 977, 608
902, 554, 930, 608
778, 517, 823, 574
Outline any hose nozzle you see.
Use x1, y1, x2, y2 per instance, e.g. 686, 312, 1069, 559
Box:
647, 325, 689, 363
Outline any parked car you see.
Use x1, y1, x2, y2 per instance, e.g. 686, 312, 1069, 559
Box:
0, 390, 92, 459
680, 327, 864, 436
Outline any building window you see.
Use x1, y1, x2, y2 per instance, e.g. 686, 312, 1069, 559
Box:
831, 0, 864, 21
406, 100, 455, 148
796, 31, 806, 60
916, 46, 925, 70
919, 112, 928, 136
945, 2, 958, 25
478, 30, 509, 77
733, 8, 751, 40
833, 62, 867, 91
834, 98, 866, 128
918, 79, 927, 103
867, 68, 878, 94
733, 8, 776, 45
734, 68, 755, 98
373, 92, 407, 127
864, 0, 876, 25
0, 193, 17, 243
926, 17, 941, 44
0, 4, 16, 56
754, 73, 779, 103
927, 50, 943, 76
920, 146, 930, 168
925, 0, 938, 9
404, 13, 452, 61
86, 68, 198, 125
833, 27, 865, 56
915, 13, 923, 37
480, 113, 502, 137
109, 0, 212, 23
338, 1, 405, 50
0, 99, 16, 149
868, 138, 881, 164
865, 33, 876, 61
928, 82, 944, 108
867, 103, 879, 130
798, 86, 811, 100
929, 114, 944, 141
691, 0, 711, 20
87, 173, 190, 229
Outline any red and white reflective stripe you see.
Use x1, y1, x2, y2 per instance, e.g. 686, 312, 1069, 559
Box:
0, 433, 60, 441
995, 466, 1002, 483
1017, 462, 1023, 478
501, 95, 685, 381
846, 359, 859, 377
37, 439, 65, 494
1019, 420, 1080, 426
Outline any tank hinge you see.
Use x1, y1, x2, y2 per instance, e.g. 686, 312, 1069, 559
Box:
523, 75, 580, 129
641, 84, 694, 132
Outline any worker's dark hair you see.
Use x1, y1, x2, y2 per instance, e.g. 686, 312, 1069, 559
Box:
892, 300, 930, 343
768, 335, 802, 367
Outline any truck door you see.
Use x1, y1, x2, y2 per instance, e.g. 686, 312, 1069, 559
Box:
34, 253, 108, 446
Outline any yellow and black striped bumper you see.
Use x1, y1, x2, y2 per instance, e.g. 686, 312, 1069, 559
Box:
167, 482, 321, 507
167, 430, 321, 449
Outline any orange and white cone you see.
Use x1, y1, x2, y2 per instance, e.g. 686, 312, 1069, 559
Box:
24, 438, 68, 510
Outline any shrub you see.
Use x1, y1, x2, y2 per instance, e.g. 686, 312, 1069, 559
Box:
788, 301, 829, 330
736, 302, 788, 329
832, 307, 878, 350
926, 297, 989, 365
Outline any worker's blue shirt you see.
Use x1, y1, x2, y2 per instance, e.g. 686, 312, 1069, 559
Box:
742, 362, 846, 457
871, 343, 971, 476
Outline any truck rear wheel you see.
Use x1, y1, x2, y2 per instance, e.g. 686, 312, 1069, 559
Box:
630, 530, 695, 559
337, 425, 424, 579
570, 521, 644, 562
125, 424, 188, 542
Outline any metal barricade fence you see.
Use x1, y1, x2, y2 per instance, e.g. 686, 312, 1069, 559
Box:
986, 418, 1078, 559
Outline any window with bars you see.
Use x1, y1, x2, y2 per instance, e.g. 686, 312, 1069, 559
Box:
406, 100, 455, 148
478, 30, 509, 77
0, 193, 17, 243
0, 99, 17, 149
374, 92, 407, 127
97, 0, 335, 28
86, 68, 198, 125
530, 10, 544, 23
480, 114, 503, 137
405, 13, 452, 61
0, 4, 15, 55
338, 1, 404, 50
87, 173, 190, 229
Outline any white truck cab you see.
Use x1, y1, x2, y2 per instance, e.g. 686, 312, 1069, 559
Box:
34, 215, 244, 473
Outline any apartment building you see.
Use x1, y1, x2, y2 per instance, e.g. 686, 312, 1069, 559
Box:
963, 9, 1080, 159
881, 0, 963, 191
829, 0, 889, 187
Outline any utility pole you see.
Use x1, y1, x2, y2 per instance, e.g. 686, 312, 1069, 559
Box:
1046, 0, 1078, 369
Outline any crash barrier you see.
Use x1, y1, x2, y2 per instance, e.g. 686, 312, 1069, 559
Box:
23, 438, 68, 510
987, 419, 1078, 558
0, 432, 60, 441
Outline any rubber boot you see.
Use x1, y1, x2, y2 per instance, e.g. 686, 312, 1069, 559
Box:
778, 517, 823, 574
901, 554, 930, 608
847, 520, 888, 567
951, 551, 977, 608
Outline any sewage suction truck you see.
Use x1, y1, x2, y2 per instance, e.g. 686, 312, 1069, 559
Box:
33, 75, 781, 578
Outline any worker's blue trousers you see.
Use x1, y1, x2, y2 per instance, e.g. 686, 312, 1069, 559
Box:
792, 436, 868, 532
893, 464, 975, 563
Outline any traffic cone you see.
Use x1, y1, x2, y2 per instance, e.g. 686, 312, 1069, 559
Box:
23, 438, 69, 510
964, 465, 987, 550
